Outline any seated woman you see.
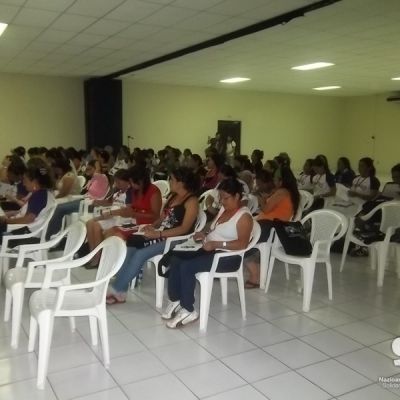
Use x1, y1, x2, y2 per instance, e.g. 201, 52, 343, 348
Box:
310, 155, 336, 209
161, 178, 253, 328
53, 158, 81, 199
106, 167, 200, 304
188, 154, 207, 186
46, 160, 110, 239
297, 158, 314, 191
1, 158, 28, 211
244, 167, 299, 288
251, 149, 264, 174
348, 157, 380, 202
335, 157, 355, 188
85, 169, 132, 266
201, 153, 224, 192
0, 159, 55, 244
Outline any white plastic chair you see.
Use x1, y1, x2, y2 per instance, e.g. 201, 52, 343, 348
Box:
76, 175, 86, 190
0, 204, 57, 283
246, 194, 259, 214
3, 222, 86, 349
196, 221, 261, 331
294, 190, 314, 221
340, 201, 400, 278
153, 180, 170, 198
360, 202, 400, 286
145, 210, 207, 308
266, 209, 348, 312
28, 236, 127, 389
199, 189, 216, 211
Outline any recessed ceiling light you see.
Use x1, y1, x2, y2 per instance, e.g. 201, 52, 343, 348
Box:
292, 62, 334, 71
313, 86, 341, 91
0, 23, 8, 37
220, 77, 250, 83
391, 77, 400, 81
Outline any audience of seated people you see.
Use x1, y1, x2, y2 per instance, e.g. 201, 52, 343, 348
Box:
1, 141, 399, 330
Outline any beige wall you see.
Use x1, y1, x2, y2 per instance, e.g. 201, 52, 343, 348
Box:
343, 94, 400, 177
123, 81, 344, 171
0, 72, 85, 160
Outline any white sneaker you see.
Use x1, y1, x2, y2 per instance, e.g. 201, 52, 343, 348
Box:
166, 308, 199, 329
161, 300, 181, 320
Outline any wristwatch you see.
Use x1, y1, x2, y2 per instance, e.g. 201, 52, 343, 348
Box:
222, 241, 227, 248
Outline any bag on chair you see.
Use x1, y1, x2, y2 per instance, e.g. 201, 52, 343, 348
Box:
273, 220, 312, 256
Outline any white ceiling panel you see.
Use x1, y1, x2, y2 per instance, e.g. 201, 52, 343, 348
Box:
116, 23, 162, 39
37, 29, 77, 43
67, 33, 107, 46
0, 3, 20, 22
208, 0, 273, 17
51, 13, 97, 31
0, 0, 25, 6
172, 0, 225, 11
139, 5, 199, 27
68, 0, 125, 18
83, 18, 130, 36
13, 7, 59, 27
106, 1, 161, 23
173, 11, 229, 31
25, 0, 74, 12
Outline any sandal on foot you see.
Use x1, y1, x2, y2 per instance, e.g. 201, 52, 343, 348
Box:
245, 280, 259, 289
106, 294, 126, 305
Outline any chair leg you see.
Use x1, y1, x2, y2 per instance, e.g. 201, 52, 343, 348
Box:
302, 262, 316, 312
4, 288, 12, 322
285, 263, 290, 280
155, 274, 165, 309
370, 247, 377, 271
199, 276, 212, 331
259, 243, 271, 290
220, 278, 228, 305
340, 236, 351, 272
10, 283, 24, 349
325, 261, 333, 300
28, 316, 38, 352
37, 311, 54, 390
237, 272, 246, 320
69, 317, 76, 333
377, 243, 389, 287
264, 256, 276, 294
89, 316, 98, 346
97, 306, 110, 368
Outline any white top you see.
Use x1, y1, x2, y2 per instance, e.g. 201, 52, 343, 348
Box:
206, 206, 251, 242
57, 172, 81, 195
298, 173, 313, 191
226, 141, 236, 157
313, 173, 334, 196
351, 176, 374, 196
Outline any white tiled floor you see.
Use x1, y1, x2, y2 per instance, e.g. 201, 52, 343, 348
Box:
1, 254, 400, 399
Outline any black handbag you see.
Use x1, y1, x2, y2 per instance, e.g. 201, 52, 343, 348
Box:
273, 220, 312, 256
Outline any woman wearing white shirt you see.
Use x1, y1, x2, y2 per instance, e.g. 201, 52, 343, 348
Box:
349, 157, 380, 201
311, 156, 336, 209
162, 178, 253, 328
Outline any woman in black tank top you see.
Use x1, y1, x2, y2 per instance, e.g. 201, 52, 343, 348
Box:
106, 167, 200, 304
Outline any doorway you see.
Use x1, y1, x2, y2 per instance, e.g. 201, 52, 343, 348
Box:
217, 120, 241, 156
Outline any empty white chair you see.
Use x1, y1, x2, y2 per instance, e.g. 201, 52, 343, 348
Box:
196, 222, 261, 331
76, 175, 86, 190
266, 209, 348, 312
0, 204, 57, 283
366, 202, 400, 286
147, 210, 207, 308
3, 222, 86, 348
28, 236, 127, 389
340, 201, 400, 276
153, 180, 170, 198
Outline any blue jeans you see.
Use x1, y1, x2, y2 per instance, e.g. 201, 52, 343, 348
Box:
112, 240, 166, 293
46, 199, 81, 239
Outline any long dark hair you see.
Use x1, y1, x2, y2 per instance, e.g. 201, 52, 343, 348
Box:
25, 159, 54, 189
359, 157, 376, 177
128, 166, 151, 192
277, 166, 300, 215
170, 167, 200, 194
218, 178, 244, 199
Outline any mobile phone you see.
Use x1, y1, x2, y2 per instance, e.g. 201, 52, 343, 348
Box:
122, 223, 135, 228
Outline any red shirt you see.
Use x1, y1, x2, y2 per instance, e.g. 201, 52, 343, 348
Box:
131, 183, 160, 225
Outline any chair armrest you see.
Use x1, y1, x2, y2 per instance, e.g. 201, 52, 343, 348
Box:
6, 223, 28, 232
208, 249, 246, 275
164, 234, 191, 252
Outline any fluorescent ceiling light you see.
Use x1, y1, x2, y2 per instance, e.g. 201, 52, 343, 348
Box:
391, 77, 400, 81
313, 86, 341, 91
0, 23, 7, 36
220, 77, 250, 83
292, 62, 334, 71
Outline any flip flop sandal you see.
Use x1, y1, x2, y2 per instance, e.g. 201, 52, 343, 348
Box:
245, 280, 260, 289
106, 294, 126, 305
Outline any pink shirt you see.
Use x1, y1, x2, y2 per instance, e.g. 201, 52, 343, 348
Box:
86, 173, 109, 200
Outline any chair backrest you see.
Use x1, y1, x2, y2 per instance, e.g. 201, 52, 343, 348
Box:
382, 182, 400, 200
31, 202, 57, 243
199, 189, 216, 210
92, 237, 127, 304
246, 221, 262, 251
380, 201, 400, 233
62, 222, 87, 258
293, 190, 314, 222
195, 210, 207, 232
153, 180, 170, 198
76, 175, 86, 190
246, 194, 259, 214
302, 209, 348, 255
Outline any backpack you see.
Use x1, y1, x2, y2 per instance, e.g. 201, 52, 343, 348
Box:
273, 220, 312, 256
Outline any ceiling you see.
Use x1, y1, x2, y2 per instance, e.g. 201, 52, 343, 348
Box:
0, 0, 399, 96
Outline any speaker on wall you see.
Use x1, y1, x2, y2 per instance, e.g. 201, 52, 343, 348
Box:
84, 78, 122, 151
